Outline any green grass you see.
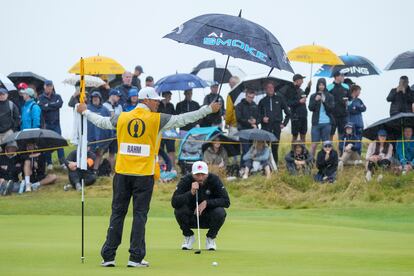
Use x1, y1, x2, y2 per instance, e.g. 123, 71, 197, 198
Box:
1, 137, 414, 275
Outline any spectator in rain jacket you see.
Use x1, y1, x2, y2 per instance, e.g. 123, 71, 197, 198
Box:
38, 80, 65, 167
347, 85, 366, 138
201, 82, 225, 127
285, 143, 313, 175
0, 88, 20, 143
386, 76, 414, 116
338, 123, 362, 170
20, 88, 41, 130
176, 89, 200, 136
396, 127, 414, 173
115, 71, 138, 106
123, 88, 139, 112
327, 71, 350, 139
308, 78, 335, 157
87, 91, 112, 171
258, 80, 290, 165
314, 140, 338, 183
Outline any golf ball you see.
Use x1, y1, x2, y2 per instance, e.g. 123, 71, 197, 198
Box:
212, 262, 218, 266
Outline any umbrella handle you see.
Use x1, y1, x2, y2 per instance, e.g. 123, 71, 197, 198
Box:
217, 55, 230, 99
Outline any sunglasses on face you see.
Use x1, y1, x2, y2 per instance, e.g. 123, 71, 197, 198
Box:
324, 145, 332, 148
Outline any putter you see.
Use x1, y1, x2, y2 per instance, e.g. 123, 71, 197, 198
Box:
194, 189, 202, 254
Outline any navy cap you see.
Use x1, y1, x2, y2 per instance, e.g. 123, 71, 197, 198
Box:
135, 65, 144, 73
90, 91, 102, 98
344, 122, 354, 129
44, 80, 53, 86
109, 89, 121, 97
0, 88, 8, 94
377, 129, 387, 136
323, 140, 333, 147
210, 81, 219, 87
293, 74, 306, 82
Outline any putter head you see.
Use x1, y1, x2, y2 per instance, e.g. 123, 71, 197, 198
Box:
194, 250, 201, 254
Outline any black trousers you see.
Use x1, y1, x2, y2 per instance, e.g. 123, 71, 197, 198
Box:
271, 126, 281, 165
174, 205, 226, 239
68, 169, 96, 187
101, 174, 154, 263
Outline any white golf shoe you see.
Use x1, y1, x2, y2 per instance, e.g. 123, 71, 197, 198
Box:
206, 237, 216, 250
181, 235, 195, 250
127, 260, 149, 268
101, 260, 115, 267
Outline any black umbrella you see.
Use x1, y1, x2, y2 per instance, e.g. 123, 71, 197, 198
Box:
363, 113, 414, 141
164, 12, 293, 94
385, 50, 414, 71
1, 128, 68, 151
191, 59, 245, 84
202, 133, 240, 157
8, 71, 47, 92
234, 129, 277, 142
228, 75, 291, 107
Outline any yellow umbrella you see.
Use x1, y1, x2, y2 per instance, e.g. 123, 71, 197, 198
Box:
68, 55, 126, 75
288, 44, 344, 78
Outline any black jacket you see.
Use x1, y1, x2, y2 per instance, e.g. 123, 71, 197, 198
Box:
235, 99, 259, 130
308, 91, 335, 126
38, 92, 63, 126
131, 76, 142, 91
327, 82, 349, 118
114, 84, 138, 106
258, 94, 290, 132
201, 93, 225, 127
65, 150, 96, 173
0, 154, 22, 182
386, 88, 414, 116
157, 102, 175, 115
284, 145, 313, 164
0, 100, 20, 133
171, 173, 230, 211
316, 149, 338, 176
282, 83, 310, 119
175, 100, 201, 131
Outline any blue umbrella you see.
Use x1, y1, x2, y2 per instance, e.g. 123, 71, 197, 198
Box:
315, 54, 381, 78
164, 12, 293, 94
385, 50, 414, 70
154, 73, 209, 93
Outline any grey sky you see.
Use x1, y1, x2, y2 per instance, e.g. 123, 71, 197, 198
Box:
1, 0, 413, 138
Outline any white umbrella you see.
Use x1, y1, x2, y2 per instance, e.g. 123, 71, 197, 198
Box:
63, 75, 105, 88
0, 73, 17, 91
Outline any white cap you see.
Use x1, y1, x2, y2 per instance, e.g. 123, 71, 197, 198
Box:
192, 161, 209, 175
138, 87, 164, 101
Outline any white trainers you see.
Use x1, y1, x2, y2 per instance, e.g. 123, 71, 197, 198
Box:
377, 174, 383, 182
206, 237, 216, 251
127, 260, 149, 268
25, 182, 32, 192
181, 235, 195, 250
365, 171, 372, 182
101, 260, 115, 267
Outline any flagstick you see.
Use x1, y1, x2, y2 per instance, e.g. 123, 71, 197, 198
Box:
80, 57, 86, 264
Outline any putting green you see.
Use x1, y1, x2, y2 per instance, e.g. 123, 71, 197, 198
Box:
1, 205, 414, 276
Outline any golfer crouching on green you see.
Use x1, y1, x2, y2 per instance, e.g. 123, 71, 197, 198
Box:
171, 161, 230, 251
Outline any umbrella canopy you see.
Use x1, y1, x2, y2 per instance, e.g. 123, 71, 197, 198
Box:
164, 13, 293, 72
63, 75, 105, 88
1, 128, 68, 151
315, 54, 381, 78
228, 75, 291, 106
0, 73, 17, 91
8, 71, 47, 92
201, 133, 240, 157
363, 113, 414, 140
234, 129, 277, 142
191, 59, 246, 83
154, 73, 209, 93
68, 55, 126, 75
287, 44, 344, 65
385, 50, 414, 71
